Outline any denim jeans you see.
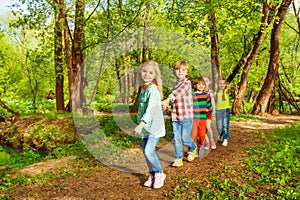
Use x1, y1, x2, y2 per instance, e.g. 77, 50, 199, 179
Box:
216, 108, 230, 140
172, 119, 196, 159
142, 136, 162, 174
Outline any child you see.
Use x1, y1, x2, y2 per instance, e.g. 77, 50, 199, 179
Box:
202, 75, 217, 150
162, 60, 197, 167
191, 78, 212, 157
134, 60, 166, 189
215, 78, 231, 146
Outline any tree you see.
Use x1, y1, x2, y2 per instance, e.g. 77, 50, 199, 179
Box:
231, 0, 270, 115
252, 0, 293, 115
53, 0, 65, 111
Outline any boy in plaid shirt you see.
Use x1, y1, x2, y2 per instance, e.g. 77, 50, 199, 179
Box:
162, 60, 197, 167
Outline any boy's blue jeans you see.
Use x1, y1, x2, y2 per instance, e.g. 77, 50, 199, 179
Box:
142, 136, 162, 174
216, 108, 230, 140
172, 119, 196, 159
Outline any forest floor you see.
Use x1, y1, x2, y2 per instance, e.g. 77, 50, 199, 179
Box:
1, 114, 300, 200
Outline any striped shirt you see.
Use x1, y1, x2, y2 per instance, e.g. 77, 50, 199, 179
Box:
169, 78, 193, 121
193, 91, 212, 120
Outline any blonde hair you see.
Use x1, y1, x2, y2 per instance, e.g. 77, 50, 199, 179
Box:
137, 60, 163, 98
174, 60, 190, 76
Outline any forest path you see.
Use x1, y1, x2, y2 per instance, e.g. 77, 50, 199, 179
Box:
2, 114, 300, 199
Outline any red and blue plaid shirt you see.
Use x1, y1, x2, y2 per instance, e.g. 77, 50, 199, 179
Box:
169, 78, 193, 121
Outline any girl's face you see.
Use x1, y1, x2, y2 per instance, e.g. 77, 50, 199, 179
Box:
141, 65, 156, 85
195, 82, 206, 92
203, 77, 211, 87
219, 80, 226, 90
174, 67, 188, 81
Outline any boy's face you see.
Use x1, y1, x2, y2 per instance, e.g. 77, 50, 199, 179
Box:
174, 67, 188, 81
195, 83, 206, 92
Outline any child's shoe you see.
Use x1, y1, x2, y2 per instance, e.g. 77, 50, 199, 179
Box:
172, 158, 183, 167
210, 140, 217, 149
204, 142, 211, 150
222, 139, 228, 146
143, 174, 153, 187
153, 172, 166, 189
187, 149, 197, 161
218, 134, 224, 143
198, 146, 205, 156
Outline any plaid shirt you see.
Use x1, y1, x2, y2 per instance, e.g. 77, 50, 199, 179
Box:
169, 78, 193, 121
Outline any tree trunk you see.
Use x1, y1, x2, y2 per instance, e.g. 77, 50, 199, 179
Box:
54, 0, 65, 111
71, 0, 86, 112
248, 85, 256, 102
232, 0, 269, 115
210, 11, 221, 91
0, 99, 20, 116
142, 3, 150, 63
252, 0, 293, 115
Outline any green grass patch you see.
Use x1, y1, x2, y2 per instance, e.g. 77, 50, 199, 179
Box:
0, 141, 95, 191
166, 121, 300, 199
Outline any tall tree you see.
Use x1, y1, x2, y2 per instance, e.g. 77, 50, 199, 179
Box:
252, 0, 293, 115
231, 0, 270, 115
54, 0, 65, 111
71, 0, 86, 112
210, 11, 221, 91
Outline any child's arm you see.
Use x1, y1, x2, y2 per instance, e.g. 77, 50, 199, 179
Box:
209, 90, 216, 114
206, 94, 213, 113
226, 82, 230, 94
168, 81, 191, 102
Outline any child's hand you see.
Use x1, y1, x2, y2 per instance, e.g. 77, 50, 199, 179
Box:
134, 125, 142, 134
161, 99, 169, 110
134, 121, 146, 134
226, 83, 231, 90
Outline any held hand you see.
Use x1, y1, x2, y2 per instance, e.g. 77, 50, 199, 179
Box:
161, 99, 169, 110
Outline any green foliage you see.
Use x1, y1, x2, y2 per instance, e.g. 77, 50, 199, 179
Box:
243, 122, 300, 199
0, 99, 57, 118
0, 114, 77, 151
0, 141, 94, 191
97, 115, 140, 148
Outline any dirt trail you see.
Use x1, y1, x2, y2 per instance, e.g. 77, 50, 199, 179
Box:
2, 114, 300, 200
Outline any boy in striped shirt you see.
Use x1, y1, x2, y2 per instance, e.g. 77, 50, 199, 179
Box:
191, 77, 212, 157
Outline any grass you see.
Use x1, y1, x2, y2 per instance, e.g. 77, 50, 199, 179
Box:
166, 121, 300, 199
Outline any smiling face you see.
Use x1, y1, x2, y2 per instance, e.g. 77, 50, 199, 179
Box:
219, 79, 226, 90
195, 82, 206, 92
141, 65, 156, 85
193, 78, 206, 93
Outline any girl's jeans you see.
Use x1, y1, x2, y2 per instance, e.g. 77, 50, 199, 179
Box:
172, 119, 196, 159
142, 136, 162, 174
216, 108, 230, 140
